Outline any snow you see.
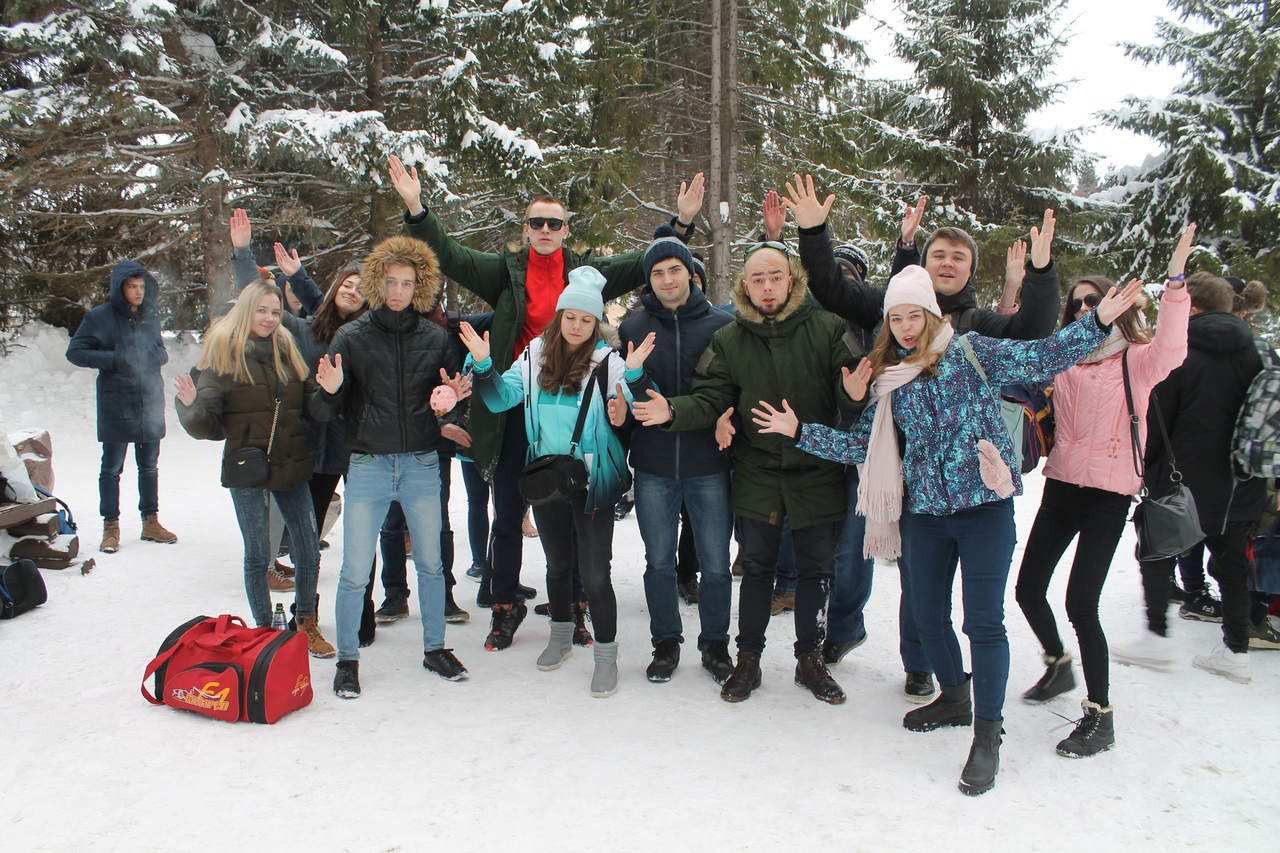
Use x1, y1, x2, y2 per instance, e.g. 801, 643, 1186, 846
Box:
501, 0, 524, 13
223, 101, 252, 136
127, 0, 176, 21
2, 321, 1278, 850
537, 42, 559, 61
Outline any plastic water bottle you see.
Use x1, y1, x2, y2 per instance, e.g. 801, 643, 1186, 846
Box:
272, 603, 288, 631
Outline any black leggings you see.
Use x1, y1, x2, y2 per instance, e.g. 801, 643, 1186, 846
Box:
1015, 478, 1131, 707
533, 494, 617, 643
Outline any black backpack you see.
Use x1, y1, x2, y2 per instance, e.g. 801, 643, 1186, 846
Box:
0, 559, 47, 619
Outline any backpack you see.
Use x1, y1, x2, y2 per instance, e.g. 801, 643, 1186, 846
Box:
1231, 338, 1280, 480
957, 335, 1056, 474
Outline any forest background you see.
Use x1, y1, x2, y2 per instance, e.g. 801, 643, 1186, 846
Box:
1, 0, 1276, 338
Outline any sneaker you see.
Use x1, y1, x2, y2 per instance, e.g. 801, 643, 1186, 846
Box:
267, 565, 295, 593
101, 519, 120, 553
1179, 590, 1223, 622
1192, 642, 1251, 684
272, 559, 295, 579
485, 602, 528, 651
701, 640, 734, 685
333, 660, 360, 698
677, 575, 699, 604
904, 671, 936, 703
445, 599, 470, 624
1167, 585, 1188, 605
795, 651, 846, 704
1248, 617, 1280, 650
614, 495, 635, 520
572, 601, 593, 646
821, 633, 868, 665
374, 592, 410, 623
1112, 631, 1174, 671
423, 648, 469, 681
1022, 652, 1076, 704
140, 514, 178, 544
646, 637, 681, 683
770, 591, 795, 616
465, 565, 484, 581
1056, 700, 1115, 758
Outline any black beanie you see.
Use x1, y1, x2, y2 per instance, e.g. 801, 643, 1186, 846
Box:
643, 225, 696, 283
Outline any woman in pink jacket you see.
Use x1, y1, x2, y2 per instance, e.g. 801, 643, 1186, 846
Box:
1013, 224, 1195, 759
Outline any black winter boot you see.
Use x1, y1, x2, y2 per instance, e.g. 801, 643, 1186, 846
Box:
1022, 652, 1076, 703
1056, 700, 1115, 758
958, 716, 1004, 796
903, 675, 973, 732
720, 651, 762, 702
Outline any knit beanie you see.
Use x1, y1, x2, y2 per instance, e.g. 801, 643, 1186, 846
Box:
556, 265, 607, 320
691, 255, 708, 290
642, 225, 696, 283
883, 265, 941, 319
833, 244, 870, 281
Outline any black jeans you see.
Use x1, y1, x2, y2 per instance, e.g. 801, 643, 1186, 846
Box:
676, 501, 699, 581
1015, 478, 1131, 707
489, 409, 530, 605
1141, 520, 1253, 653
533, 493, 617, 642
736, 516, 838, 656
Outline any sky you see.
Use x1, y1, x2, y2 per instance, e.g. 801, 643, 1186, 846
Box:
852, 0, 1186, 175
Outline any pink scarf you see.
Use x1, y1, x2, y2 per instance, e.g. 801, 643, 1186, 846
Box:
856, 325, 954, 559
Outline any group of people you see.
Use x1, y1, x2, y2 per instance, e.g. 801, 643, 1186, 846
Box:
65, 159, 1278, 798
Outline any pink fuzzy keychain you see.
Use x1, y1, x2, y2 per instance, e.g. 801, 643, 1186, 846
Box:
430, 384, 458, 416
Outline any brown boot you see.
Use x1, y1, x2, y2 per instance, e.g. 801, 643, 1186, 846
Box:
101, 519, 121, 553
140, 514, 177, 544
720, 650, 762, 703
267, 564, 296, 592
297, 613, 336, 658
795, 651, 847, 704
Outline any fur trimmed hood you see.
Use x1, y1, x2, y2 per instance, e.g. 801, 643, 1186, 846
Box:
359, 236, 441, 313
730, 255, 812, 325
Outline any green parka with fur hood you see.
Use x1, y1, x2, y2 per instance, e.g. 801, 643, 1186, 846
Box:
666, 260, 865, 528
310, 236, 460, 454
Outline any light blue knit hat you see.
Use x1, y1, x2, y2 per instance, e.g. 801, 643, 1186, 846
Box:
556, 266, 607, 320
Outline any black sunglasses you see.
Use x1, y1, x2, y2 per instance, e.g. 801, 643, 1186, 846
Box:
526, 217, 566, 231
1068, 292, 1103, 315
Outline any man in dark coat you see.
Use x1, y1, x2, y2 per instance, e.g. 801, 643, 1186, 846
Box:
66, 260, 176, 551
1118, 273, 1266, 684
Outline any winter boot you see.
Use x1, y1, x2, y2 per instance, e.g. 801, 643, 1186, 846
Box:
333, 660, 360, 699
701, 640, 734, 685
795, 651, 847, 704
485, 602, 528, 651
590, 641, 619, 698
1022, 652, 1076, 703
572, 601, 593, 646
958, 717, 1004, 796
101, 520, 121, 553
375, 590, 410, 623
537, 621, 576, 671
444, 592, 470, 624
273, 559, 295, 579
140, 514, 177, 544
904, 675, 973, 732
646, 637, 681, 683
720, 651, 762, 703
297, 613, 336, 659
1056, 700, 1115, 758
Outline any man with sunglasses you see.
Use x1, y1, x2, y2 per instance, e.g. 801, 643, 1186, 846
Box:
632, 242, 865, 705
388, 155, 703, 652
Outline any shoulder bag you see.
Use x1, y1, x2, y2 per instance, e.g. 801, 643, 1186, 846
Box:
221, 376, 282, 489
519, 358, 610, 506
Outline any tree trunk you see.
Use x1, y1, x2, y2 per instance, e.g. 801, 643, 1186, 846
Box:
723, 0, 738, 289
707, 0, 727, 304
366, 4, 391, 245
195, 107, 231, 310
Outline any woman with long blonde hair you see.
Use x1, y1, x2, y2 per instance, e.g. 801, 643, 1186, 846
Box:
175, 280, 334, 658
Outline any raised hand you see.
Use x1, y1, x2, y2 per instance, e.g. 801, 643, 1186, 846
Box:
1029, 209, 1056, 269
901, 194, 928, 244
607, 383, 629, 427
631, 389, 672, 426
1003, 239, 1027, 306
440, 424, 472, 448
174, 374, 196, 406
677, 172, 705, 227
229, 208, 251, 250
782, 173, 835, 229
625, 332, 657, 371
273, 242, 302, 277
316, 353, 344, 394
841, 359, 873, 402
715, 407, 736, 450
762, 190, 786, 241
388, 154, 425, 216
458, 321, 491, 362
1167, 223, 1197, 283
750, 399, 800, 439
440, 368, 472, 401
1095, 278, 1143, 327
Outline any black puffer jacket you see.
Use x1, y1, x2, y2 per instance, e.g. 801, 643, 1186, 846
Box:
310, 305, 460, 455
177, 340, 316, 492
1144, 311, 1266, 530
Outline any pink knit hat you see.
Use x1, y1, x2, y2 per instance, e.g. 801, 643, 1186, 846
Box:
883, 265, 941, 319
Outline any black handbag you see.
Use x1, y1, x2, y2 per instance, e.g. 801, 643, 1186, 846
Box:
518, 360, 609, 506
221, 378, 281, 489
1123, 351, 1204, 561
0, 558, 47, 619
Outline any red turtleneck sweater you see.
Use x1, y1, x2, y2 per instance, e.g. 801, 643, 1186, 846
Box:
516, 248, 566, 358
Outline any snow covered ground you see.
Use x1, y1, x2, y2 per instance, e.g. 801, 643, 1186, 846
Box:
2, 322, 1277, 852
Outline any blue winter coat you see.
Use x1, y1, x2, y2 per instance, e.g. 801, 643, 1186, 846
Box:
797, 314, 1108, 517
66, 260, 168, 443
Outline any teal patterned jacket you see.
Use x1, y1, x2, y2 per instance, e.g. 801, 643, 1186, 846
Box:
796, 313, 1108, 517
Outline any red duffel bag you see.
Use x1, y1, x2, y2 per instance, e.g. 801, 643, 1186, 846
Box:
142, 614, 313, 723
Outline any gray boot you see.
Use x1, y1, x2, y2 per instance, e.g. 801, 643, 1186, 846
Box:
537, 621, 575, 671
590, 641, 619, 698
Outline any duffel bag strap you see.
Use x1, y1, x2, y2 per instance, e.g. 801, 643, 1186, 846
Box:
141, 641, 186, 705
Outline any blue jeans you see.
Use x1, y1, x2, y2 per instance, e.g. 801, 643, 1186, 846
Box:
827, 473, 873, 645
380, 453, 456, 596
335, 452, 445, 661
229, 484, 319, 627
99, 441, 159, 519
902, 500, 1016, 722
634, 470, 733, 651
